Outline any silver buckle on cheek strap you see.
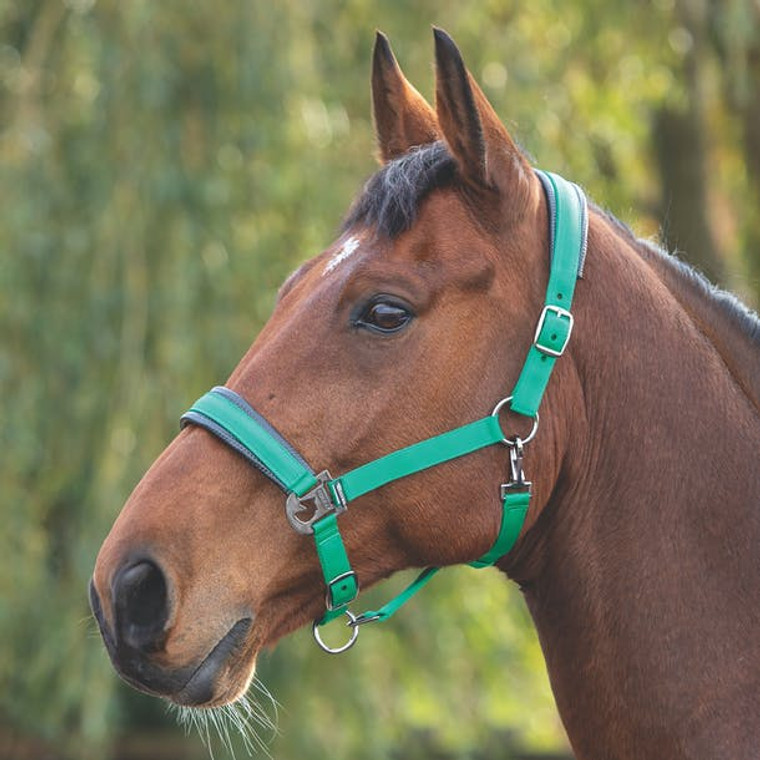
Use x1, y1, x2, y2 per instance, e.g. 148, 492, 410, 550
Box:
286, 470, 347, 535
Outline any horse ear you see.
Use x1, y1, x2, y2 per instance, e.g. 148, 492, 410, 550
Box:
372, 31, 439, 163
433, 28, 530, 195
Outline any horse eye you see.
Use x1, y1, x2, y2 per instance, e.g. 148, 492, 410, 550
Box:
355, 299, 413, 334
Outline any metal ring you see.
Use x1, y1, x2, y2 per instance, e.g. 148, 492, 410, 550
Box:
491, 396, 539, 446
312, 610, 359, 654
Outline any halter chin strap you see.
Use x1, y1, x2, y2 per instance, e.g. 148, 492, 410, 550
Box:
180, 170, 587, 651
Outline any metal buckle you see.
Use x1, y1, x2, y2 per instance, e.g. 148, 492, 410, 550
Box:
286, 470, 347, 535
325, 570, 358, 610
534, 304, 574, 358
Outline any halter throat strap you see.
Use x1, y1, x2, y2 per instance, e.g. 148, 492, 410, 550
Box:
180, 169, 587, 646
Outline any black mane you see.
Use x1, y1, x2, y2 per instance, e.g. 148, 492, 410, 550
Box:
648, 239, 760, 348
595, 204, 760, 349
342, 141, 457, 238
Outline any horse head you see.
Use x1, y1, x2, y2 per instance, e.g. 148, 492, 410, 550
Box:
90, 29, 575, 709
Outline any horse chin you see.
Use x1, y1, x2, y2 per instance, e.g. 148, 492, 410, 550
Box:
170, 618, 257, 707
172, 662, 257, 709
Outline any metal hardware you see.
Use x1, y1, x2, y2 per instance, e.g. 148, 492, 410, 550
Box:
500, 437, 532, 497
534, 304, 574, 358
331, 479, 347, 510
491, 396, 539, 446
286, 470, 347, 535
325, 571, 358, 610
312, 610, 360, 654
347, 612, 382, 628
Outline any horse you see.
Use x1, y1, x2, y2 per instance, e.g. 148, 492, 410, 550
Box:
90, 28, 760, 759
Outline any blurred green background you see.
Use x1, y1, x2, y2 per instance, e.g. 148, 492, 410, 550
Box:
2, 0, 759, 758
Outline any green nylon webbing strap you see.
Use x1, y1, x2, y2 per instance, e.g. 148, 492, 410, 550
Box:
313, 417, 506, 626
344, 491, 530, 625
353, 567, 440, 625
509, 171, 586, 417
333, 416, 505, 504
468, 491, 531, 568
313, 514, 359, 622
348, 490, 532, 624
314, 416, 505, 625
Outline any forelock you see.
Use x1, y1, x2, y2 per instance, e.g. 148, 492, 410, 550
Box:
342, 141, 457, 238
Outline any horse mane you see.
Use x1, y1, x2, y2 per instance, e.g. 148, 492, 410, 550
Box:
595, 204, 760, 350
649, 241, 760, 347
342, 141, 457, 238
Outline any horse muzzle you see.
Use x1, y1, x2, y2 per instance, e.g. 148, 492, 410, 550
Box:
88, 562, 253, 706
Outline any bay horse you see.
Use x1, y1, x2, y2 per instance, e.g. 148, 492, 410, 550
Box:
90, 29, 760, 759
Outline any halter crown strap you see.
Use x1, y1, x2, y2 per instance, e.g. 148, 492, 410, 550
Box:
180, 169, 588, 644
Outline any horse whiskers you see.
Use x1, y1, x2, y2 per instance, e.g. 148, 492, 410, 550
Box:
170, 679, 279, 758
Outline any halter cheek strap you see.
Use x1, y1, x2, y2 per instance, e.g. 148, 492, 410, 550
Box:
510, 171, 587, 416
180, 170, 587, 651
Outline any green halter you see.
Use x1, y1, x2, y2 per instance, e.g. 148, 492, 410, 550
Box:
181, 170, 587, 653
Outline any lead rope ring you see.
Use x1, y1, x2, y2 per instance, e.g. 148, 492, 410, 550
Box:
312, 610, 360, 654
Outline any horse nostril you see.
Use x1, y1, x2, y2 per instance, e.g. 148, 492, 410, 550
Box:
113, 560, 170, 653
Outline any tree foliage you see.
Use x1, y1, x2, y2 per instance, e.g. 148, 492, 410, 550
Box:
1, 1, 758, 758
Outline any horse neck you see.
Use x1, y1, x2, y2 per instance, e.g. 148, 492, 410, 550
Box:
518, 211, 760, 760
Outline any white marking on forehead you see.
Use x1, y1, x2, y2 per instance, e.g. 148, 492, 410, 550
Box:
323, 235, 361, 276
